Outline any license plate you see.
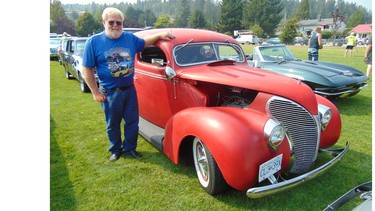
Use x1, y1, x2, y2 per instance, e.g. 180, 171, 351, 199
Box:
258, 154, 283, 182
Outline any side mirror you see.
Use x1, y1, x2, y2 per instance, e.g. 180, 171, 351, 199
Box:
165, 66, 176, 80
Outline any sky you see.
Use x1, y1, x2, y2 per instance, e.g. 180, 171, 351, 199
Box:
58, 0, 372, 11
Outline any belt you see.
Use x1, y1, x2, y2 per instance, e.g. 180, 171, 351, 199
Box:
112, 84, 134, 91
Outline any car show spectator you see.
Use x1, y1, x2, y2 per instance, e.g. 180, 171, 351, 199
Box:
307, 27, 323, 61
364, 35, 372, 77
344, 32, 357, 57
82, 7, 174, 162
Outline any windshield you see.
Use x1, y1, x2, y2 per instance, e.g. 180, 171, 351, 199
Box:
50, 38, 60, 46
75, 40, 87, 56
259, 46, 296, 61
173, 42, 245, 66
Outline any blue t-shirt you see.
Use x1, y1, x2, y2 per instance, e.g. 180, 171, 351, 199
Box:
83, 31, 145, 89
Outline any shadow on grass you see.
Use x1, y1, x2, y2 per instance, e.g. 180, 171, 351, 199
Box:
331, 94, 372, 117
137, 137, 371, 210
50, 116, 77, 210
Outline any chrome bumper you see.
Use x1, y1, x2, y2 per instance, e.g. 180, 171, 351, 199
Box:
314, 84, 368, 96
246, 142, 349, 198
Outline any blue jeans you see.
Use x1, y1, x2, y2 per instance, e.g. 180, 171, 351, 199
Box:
100, 85, 139, 155
308, 48, 319, 61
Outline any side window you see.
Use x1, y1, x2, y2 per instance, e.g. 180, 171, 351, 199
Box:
139, 46, 167, 66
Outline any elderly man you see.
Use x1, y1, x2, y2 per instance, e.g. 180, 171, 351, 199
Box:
82, 7, 175, 161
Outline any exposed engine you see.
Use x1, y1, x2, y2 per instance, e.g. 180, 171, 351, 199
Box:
219, 86, 257, 108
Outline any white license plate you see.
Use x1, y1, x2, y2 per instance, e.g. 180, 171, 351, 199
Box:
258, 154, 283, 182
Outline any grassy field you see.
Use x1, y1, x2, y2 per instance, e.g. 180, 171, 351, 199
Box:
50, 45, 371, 210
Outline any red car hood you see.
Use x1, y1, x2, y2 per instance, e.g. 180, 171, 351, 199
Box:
177, 62, 318, 113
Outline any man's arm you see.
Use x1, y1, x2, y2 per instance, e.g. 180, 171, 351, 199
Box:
365, 43, 372, 57
143, 32, 175, 48
82, 67, 106, 102
318, 34, 323, 49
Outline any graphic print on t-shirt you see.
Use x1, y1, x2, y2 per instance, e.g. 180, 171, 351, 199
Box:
104, 47, 133, 78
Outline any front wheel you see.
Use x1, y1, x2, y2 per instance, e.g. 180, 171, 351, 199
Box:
193, 137, 228, 195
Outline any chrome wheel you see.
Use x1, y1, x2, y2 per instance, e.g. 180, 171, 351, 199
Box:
192, 137, 229, 195
193, 138, 210, 187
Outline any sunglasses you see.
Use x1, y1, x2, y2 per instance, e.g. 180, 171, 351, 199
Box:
108, 21, 123, 26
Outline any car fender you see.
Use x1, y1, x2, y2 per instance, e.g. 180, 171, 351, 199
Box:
316, 95, 342, 149
163, 106, 291, 190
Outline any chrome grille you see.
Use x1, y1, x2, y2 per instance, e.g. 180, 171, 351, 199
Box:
267, 97, 319, 173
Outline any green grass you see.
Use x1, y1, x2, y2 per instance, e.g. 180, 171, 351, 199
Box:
50, 45, 371, 210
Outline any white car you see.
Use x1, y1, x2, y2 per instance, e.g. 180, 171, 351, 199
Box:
235, 34, 260, 45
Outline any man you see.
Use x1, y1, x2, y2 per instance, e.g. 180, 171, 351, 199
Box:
364, 35, 372, 77
307, 27, 323, 61
82, 7, 175, 161
344, 32, 357, 57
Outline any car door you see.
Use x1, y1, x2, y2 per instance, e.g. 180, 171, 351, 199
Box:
66, 40, 78, 79
134, 46, 176, 128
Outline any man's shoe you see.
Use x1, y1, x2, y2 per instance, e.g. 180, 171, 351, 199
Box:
109, 153, 121, 162
124, 150, 142, 158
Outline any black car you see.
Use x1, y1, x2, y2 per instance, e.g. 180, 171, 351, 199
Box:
61, 37, 97, 93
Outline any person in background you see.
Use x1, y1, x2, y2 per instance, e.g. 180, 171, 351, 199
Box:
344, 32, 357, 57
82, 7, 175, 162
364, 35, 372, 77
307, 27, 323, 61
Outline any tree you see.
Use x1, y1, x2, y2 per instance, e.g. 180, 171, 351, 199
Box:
294, 0, 310, 20
174, 0, 190, 27
250, 24, 264, 38
242, 0, 283, 37
50, 0, 75, 34
216, 0, 243, 35
75, 12, 101, 36
279, 17, 299, 44
139, 9, 157, 27
154, 14, 173, 28
189, 10, 207, 29
346, 9, 365, 28
125, 6, 144, 25
331, 7, 345, 39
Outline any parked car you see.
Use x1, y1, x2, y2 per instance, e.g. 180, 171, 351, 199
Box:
266, 37, 281, 45
333, 37, 347, 46
235, 34, 260, 45
247, 44, 368, 98
122, 27, 145, 33
50, 38, 60, 60
133, 28, 348, 198
57, 36, 73, 65
293, 36, 308, 45
324, 181, 371, 211
61, 37, 97, 93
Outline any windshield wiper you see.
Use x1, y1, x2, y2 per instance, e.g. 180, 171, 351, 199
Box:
175, 39, 193, 52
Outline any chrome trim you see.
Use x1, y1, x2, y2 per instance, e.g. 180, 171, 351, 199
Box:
264, 119, 286, 151
314, 83, 368, 96
246, 142, 349, 198
267, 96, 319, 173
135, 69, 169, 80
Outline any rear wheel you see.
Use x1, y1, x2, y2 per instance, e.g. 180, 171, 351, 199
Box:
192, 137, 228, 195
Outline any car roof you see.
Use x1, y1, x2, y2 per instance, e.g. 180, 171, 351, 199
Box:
135, 28, 237, 45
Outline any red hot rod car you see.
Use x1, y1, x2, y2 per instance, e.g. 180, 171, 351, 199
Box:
133, 28, 349, 198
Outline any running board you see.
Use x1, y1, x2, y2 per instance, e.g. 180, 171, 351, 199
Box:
139, 117, 165, 152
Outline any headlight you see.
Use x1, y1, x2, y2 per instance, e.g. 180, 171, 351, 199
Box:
318, 104, 332, 131
264, 119, 286, 151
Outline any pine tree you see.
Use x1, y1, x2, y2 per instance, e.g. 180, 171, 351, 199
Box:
216, 0, 243, 35
294, 0, 310, 20
174, 0, 190, 27
242, 0, 283, 37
